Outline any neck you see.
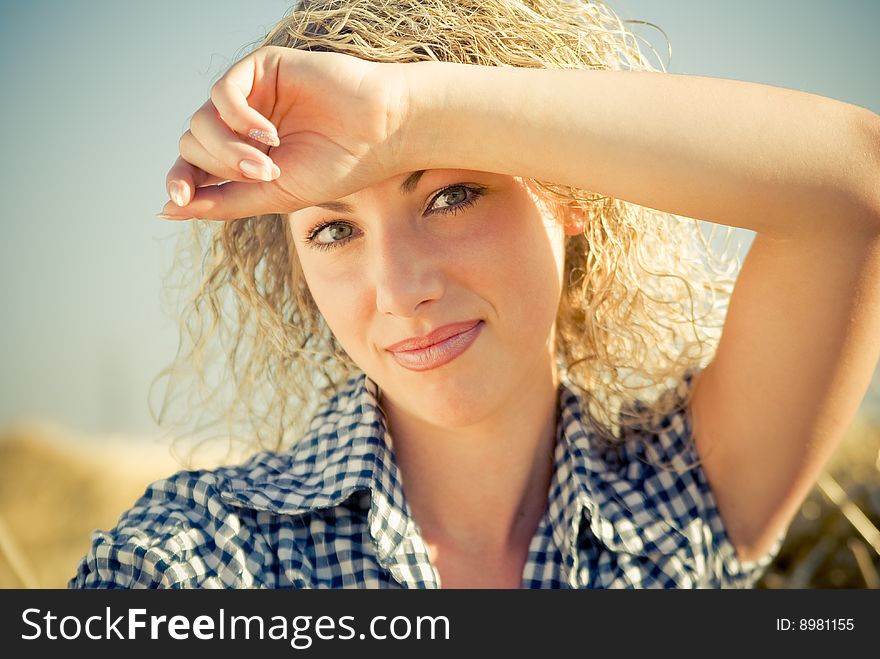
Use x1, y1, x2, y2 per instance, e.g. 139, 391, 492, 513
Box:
380, 360, 560, 559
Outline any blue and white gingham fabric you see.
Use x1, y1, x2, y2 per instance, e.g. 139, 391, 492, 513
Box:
69, 370, 784, 589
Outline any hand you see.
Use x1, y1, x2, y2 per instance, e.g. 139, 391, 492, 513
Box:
159, 46, 411, 220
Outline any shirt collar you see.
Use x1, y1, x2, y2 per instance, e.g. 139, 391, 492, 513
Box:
217, 370, 661, 587
217, 372, 419, 576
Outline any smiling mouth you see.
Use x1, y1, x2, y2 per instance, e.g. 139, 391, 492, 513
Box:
386, 321, 484, 372
384, 320, 483, 353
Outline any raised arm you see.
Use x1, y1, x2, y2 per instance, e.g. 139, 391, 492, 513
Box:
397, 63, 879, 237
394, 62, 880, 562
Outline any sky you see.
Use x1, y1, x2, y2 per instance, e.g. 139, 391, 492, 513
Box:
1, 0, 879, 439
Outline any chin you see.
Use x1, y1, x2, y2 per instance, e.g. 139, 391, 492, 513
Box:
420, 397, 495, 429
381, 369, 502, 429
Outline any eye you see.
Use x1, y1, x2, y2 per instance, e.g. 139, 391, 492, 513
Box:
427, 184, 484, 216
315, 223, 352, 243
431, 186, 468, 211
303, 221, 358, 252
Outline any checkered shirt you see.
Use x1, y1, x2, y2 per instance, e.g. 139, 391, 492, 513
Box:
69, 370, 784, 589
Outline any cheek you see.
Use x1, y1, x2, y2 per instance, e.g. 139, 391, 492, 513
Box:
457, 212, 564, 345
493, 214, 565, 303
295, 254, 367, 342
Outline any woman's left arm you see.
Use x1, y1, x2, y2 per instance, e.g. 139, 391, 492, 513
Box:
397, 62, 880, 562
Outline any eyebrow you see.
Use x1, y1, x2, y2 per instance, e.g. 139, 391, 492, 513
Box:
313, 170, 427, 213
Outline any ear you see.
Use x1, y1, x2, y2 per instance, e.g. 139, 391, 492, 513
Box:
563, 207, 587, 236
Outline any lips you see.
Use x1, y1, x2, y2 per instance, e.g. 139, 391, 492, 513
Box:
385, 320, 484, 372
384, 320, 483, 353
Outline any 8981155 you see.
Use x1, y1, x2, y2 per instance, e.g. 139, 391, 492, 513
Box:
776, 618, 854, 631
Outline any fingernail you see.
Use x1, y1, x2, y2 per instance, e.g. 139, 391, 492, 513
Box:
247, 128, 280, 147
156, 211, 191, 220
239, 159, 273, 182
168, 180, 187, 207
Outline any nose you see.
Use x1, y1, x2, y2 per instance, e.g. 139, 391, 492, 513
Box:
372, 230, 445, 317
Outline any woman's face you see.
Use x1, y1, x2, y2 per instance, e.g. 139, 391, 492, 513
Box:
288, 169, 579, 427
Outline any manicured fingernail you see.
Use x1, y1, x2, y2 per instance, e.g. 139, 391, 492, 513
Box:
168, 180, 187, 207
239, 159, 273, 181
156, 211, 191, 220
247, 128, 280, 147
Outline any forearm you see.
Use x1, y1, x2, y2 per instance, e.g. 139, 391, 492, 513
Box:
399, 62, 880, 237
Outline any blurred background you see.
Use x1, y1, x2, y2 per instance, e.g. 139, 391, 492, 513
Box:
0, 0, 878, 588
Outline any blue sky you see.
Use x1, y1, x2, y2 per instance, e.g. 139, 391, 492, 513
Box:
1, 0, 878, 437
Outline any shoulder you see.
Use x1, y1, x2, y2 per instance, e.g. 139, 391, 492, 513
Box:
67, 464, 271, 589
567, 369, 786, 588
68, 374, 375, 590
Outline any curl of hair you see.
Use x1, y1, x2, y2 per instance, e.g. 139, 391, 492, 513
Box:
150, 0, 739, 469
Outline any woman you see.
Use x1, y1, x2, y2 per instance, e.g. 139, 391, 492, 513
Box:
70, 0, 880, 588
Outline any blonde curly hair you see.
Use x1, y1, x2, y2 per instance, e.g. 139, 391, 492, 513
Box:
151, 0, 738, 468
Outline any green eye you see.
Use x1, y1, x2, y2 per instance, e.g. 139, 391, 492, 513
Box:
309, 222, 354, 249
324, 224, 352, 241
434, 187, 468, 209
304, 220, 359, 252
427, 184, 484, 216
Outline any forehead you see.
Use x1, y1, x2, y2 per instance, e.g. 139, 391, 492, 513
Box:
289, 169, 510, 218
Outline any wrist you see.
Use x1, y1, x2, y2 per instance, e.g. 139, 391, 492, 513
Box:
391, 60, 528, 176
390, 60, 454, 172
359, 59, 425, 178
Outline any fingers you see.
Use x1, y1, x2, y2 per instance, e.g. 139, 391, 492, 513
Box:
158, 179, 298, 222
189, 98, 281, 181
165, 155, 226, 207
161, 47, 289, 219
210, 47, 283, 147
165, 96, 281, 208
